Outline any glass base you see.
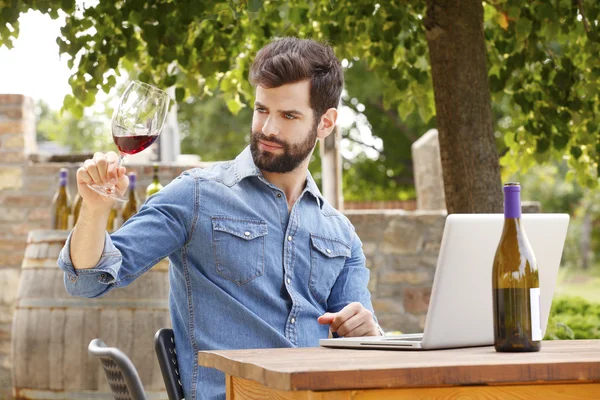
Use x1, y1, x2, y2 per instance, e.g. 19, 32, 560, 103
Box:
87, 183, 128, 203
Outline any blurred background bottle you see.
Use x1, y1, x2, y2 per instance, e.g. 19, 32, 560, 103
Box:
70, 192, 83, 228
492, 182, 541, 352
146, 163, 163, 200
122, 172, 139, 223
50, 168, 71, 230
106, 205, 120, 232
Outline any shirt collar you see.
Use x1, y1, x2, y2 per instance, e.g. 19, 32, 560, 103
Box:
234, 146, 324, 208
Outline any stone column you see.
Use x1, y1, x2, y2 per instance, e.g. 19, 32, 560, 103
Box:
411, 129, 446, 210
320, 126, 343, 210
0, 94, 36, 398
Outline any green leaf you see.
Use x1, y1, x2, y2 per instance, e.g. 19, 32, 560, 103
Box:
570, 146, 583, 160
175, 87, 186, 102
536, 4, 555, 20
397, 101, 414, 121
553, 71, 571, 92
536, 137, 550, 153
553, 133, 569, 150
165, 75, 177, 87
129, 11, 142, 26
515, 17, 532, 40
63, 94, 76, 110
248, 0, 262, 13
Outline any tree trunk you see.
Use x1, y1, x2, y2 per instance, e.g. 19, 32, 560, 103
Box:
424, 0, 503, 213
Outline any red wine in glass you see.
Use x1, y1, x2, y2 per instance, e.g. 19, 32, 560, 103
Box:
114, 134, 159, 154
113, 124, 160, 155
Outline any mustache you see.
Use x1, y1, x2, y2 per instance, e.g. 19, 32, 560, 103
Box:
253, 132, 285, 147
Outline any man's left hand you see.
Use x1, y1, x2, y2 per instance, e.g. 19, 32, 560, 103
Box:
317, 302, 380, 337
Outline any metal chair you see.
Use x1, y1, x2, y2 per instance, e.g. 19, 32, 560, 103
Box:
88, 338, 147, 400
154, 328, 185, 400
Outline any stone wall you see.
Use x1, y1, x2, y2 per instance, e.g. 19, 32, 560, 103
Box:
346, 210, 446, 333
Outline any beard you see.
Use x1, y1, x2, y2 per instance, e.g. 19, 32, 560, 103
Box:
250, 122, 318, 173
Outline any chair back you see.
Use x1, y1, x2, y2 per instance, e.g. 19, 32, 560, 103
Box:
155, 328, 185, 400
88, 338, 148, 400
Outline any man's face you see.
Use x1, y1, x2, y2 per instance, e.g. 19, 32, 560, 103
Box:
250, 81, 318, 173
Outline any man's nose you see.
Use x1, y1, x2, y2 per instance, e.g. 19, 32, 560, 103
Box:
262, 115, 280, 137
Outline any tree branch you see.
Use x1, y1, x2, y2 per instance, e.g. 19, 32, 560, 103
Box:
577, 0, 590, 33
344, 135, 386, 156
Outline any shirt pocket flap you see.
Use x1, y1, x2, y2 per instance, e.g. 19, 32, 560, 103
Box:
310, 234, 351, 258
211, 217, 268, 240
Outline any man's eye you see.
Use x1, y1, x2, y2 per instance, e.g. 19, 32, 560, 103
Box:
284, 114, 295, 120
255, 107, 266, 113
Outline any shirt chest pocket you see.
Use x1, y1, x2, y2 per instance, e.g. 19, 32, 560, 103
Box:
212, 217, 268, 286
309, 234, 351, 304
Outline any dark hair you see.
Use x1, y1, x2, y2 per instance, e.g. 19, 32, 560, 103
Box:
249, 37, 344, 122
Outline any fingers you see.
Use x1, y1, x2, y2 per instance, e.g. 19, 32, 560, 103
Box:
115, 170, 129, 192
336, 310, 375, 337
105, 151, 119, 184
317, 313, 335, 325
79, 152, 120, 186
329, 302, 362, 332
83, 159, 102, 185
76, 166, 94, 185
318, 303, 377, 337
93, 152, 109, 183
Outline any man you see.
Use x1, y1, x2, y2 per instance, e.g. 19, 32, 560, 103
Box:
59, 37, 382, 400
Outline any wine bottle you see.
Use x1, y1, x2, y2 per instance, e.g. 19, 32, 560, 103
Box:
121, 172, 139, 223
106, 206, 118, 232
50, 168, 71, 230
492, 182, 542, 352
71, 192, 83, 227
146, 163, 163, 200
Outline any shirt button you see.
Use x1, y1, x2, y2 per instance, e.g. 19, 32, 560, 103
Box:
326, 249, 332, 254
287, 235, 292, 241
100, 273, 106, 278
286, 278, 291, 284
277, 193, 282, 198
290, 318, 296, 324
244, 231, 251, 237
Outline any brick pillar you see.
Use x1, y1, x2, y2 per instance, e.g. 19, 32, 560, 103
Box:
411, 129, 446, 211
0, 94, 36, 399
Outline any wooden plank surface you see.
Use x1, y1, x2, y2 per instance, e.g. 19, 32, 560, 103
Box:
228, 377, 600, 400
199, 340, 600, 391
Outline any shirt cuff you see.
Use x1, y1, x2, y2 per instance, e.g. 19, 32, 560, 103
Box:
57, 230, 122, 285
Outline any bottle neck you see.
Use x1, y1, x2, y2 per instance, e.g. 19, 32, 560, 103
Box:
504, 190, 521, 219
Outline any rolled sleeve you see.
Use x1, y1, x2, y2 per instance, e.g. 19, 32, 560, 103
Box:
58, 230, 123, 298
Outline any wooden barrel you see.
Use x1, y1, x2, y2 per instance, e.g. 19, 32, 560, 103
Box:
12, 230, 170, 400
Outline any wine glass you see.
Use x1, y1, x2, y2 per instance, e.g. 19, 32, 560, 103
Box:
87, 80, 170, 202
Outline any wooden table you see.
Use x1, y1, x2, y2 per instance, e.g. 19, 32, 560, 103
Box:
199, 340, 600, 399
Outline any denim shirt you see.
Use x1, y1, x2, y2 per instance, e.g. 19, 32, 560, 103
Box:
58, 146, 377, 400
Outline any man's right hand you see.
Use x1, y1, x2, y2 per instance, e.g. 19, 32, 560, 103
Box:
76, 151, 129, 211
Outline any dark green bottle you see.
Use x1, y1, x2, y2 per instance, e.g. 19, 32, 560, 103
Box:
492, 182, 542, 352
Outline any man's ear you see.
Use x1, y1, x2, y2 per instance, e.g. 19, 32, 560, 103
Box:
317, 108, 338, 139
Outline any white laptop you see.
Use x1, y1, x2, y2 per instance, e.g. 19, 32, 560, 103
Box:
320, 213, 570, 350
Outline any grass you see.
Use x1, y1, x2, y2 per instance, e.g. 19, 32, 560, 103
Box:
554, 265, 600, 304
